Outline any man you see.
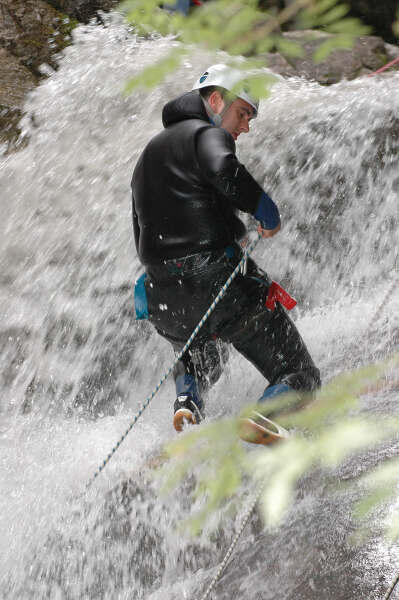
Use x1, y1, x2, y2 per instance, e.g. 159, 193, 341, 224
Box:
131, 64, 320, 444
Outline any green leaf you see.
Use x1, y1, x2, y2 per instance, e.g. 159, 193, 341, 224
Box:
352, 456, 399, 539
317, 4, 350, 26
394, 8, 399, 37
326, 18, 371, 36
255, 36, 278, 54
387, 509, 399, 541
298, 0, 340, 28
227, 39, 256, 57
124, 49, 186, 93
275, 36, 305, 58
353, 487, 393, 520
278, 364, 381, 430
312, 34, 354, 63
257, 439, 312, 525
308, 0, 342, 16
237, 73, 277, 101
359, 456, 399, 489
316, 418, 389, 467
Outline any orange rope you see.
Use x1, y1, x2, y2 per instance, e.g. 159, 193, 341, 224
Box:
368, 56, 399, 77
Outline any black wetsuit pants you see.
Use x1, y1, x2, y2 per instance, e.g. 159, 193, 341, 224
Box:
144, 246, 320, 406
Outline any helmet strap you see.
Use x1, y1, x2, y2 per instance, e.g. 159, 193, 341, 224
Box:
202, 97, 233, 127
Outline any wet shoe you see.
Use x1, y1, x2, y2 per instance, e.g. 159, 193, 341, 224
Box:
239, 383, 295, 445
239, 411, 289, 445
173, 394, 204, 432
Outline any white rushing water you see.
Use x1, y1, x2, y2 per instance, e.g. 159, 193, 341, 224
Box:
0, 12, 398, 599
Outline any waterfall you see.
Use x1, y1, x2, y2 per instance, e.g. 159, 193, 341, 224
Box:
0, 12, 398, 599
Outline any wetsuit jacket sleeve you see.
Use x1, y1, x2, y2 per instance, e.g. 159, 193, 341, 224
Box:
195, 127, 263, 214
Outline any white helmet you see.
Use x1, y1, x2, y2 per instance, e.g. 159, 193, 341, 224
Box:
192, 63, 259, 118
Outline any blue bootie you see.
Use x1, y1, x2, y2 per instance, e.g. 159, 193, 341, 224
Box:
258, 383, 293, 403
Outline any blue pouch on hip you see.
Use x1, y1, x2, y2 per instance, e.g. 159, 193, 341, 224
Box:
134, 273, 149, 320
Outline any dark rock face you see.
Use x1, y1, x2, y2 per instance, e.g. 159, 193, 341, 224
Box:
0, 46, 37, 150
45, 0, 119, 23
0, 0, 73, 75
0, 0, 75, 151
258, 0, 398, 45
0, 0, 118, 152
0, 47, 37, 108
347, 0, 398, 44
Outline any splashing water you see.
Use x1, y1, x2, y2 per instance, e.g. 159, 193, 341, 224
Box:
0, 12, 398, 599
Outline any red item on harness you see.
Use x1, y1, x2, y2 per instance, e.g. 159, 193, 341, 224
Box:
191, 0, 202, 5
266, 281, 297, 311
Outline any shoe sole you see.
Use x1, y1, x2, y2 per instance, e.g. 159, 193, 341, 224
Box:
239, 412, 289, 445
173, 408, 197, 432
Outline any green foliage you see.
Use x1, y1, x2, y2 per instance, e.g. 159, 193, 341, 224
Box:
353, 456, 399, 541
298, 0, 355, 31
55, 15, 79, 50
296, 0, 371, 63
312, 33, 355, 63
158, 354, 399, 537
124, 48, 187, 92
274, 36, 304, 58
394, 8, 399, 39
160, 417, 247, 535
119, 0, 371, 95
120, 0, 175, 37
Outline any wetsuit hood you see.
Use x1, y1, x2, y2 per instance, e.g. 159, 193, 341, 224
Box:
162, 90, 211, 128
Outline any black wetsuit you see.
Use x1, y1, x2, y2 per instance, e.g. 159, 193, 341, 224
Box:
132, 91, 262, 264
131, 90, 320, 407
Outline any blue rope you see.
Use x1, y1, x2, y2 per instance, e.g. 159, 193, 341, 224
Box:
86, 234, 261, 489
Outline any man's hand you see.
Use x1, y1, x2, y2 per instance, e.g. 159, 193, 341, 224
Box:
257, 223, 281, 238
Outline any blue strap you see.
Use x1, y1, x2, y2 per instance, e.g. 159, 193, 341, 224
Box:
134, 273, 149, 320
254, 191, 280, 230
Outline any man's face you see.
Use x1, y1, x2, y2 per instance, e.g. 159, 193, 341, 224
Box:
221, 97, 255, 141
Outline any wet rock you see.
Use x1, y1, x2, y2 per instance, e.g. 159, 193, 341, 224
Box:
265, 31, 398, 84
0, 48, 37, 108
22, 375, 73, 414
73, 370, 124, 418
0, 0, 74, 75
43, 314, 91, 353
0, 0, 75, 151
385, 42, 399, 62
72, 334, 139, 418
0, 327, 31, 389
0, 106, 23, 153
0, 47, 37, 151
264, 51, 297, 78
